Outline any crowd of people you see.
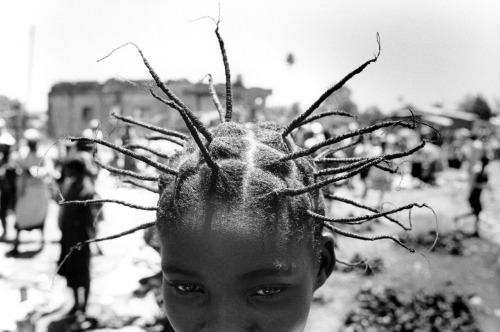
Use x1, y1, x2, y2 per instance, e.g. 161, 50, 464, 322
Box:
295, 120, 497, 237
0, 119, 105, 318
0, 114, 498, 329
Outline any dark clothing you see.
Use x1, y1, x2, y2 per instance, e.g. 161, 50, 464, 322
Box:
0, 167, 17, 230
468, 171, 488, 215
0, 143, 16, 233
57, 176, 97, 288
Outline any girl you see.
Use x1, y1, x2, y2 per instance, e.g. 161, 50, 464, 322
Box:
58, 152, 99, 315
62, 25, 429, 331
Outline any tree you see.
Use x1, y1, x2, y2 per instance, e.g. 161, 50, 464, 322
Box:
315, 86, 358, 129
459, 95, 492, 121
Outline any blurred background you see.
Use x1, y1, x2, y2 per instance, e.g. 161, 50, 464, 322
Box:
0, 1, 499, 331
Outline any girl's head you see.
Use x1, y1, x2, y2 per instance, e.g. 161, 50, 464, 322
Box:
156, 121, 335, 331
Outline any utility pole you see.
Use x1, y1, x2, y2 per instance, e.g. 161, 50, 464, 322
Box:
17, 25, 35, 146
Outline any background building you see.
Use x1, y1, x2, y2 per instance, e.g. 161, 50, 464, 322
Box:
47, 77, 272, 138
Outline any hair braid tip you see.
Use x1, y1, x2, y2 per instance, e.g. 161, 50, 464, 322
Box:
68, 136, 178, 176
112, 112, 188, 140
146, 135, 185, 147
122, 178, 160, 194
52, 221, 157, 288
124, 143, 171, 160
282, 33, 382, 137
98, 41, 213, 142
323, 222, 415, 253
205, 73, 225, 123
59, 198, 158, 211
214, 25, 233, 122
95, 159, 159, 182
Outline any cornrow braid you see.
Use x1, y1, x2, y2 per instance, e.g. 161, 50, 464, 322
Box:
95, 159, 158, 181
68, 137, 178, 175
146, 135, 185, 147
314, 137, 363, 160
112, 113, 188, 140
122, 178, 160, 194
280, 118, 417, 162
150, 91, 218, 170
315, 141, 425, 177
205, 74, 224, 123
98, 42, 213, 142
123, 144, 171, 160
322, 222, 415, 253
156, 120, 326, 245
215, 25, 233, 121
300, 110, 356, 127
324, 194, 401, 224
59, 198, 157, 211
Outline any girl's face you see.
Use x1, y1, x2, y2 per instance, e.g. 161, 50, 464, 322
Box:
160, 224, 333, 332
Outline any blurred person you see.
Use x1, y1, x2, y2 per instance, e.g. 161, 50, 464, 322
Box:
362, 139, 392, 208
64, 129, 100, 182
121, 124, 137, 172
9, 129, 53, 255
88, 118, 103, 140
59, 128, 103, 256
0, 119, 16, 239
57, 152, 100, 316
454, 155, 491, 237
354, 135, 374, 195
463, 134, 485, 179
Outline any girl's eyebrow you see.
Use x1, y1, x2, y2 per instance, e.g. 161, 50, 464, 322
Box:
163, 265, 201, 278
238, 265, 296, 280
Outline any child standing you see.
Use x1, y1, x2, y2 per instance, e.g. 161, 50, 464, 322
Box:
454, 155, 490, 237
57, 152, 98, 315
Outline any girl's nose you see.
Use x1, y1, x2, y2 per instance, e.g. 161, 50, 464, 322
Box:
199, 301, 257, 332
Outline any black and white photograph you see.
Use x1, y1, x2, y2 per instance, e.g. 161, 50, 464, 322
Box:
1, 1, 499, 331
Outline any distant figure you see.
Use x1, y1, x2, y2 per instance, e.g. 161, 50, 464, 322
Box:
87, 119, 103, 140
10, 129, 52, 254
354, 135, 374, 195
57, 152, 99, 315
0, 119, 16, 239
121, 124, 137, 172
362, 140, 392, 207
454, 155, 490, 237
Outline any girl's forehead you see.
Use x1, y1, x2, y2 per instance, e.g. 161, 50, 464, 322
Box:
160, 225, 315, 278
163, 221, 313, 256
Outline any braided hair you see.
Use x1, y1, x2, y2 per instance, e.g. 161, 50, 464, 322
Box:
59, 22, 437, 266
156, 121, 326, 253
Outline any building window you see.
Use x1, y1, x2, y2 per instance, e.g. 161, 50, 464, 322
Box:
82, 107, 93, 121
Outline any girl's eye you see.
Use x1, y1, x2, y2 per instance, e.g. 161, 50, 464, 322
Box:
254, 286, 287, 297
172, 283, 203, 294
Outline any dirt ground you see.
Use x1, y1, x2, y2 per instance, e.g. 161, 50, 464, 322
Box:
1, 162, 499, 331
305, 162, 500, 331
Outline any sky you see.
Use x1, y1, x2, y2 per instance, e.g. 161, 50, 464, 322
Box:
1, 0, 499, 114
